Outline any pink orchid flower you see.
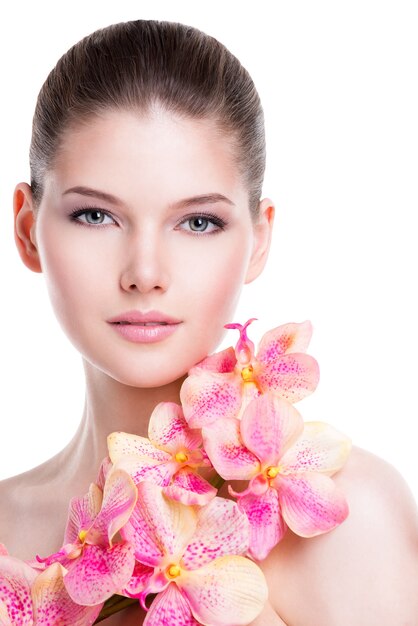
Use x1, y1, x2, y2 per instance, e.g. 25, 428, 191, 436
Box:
180, 318, 320, 428
0, 555, 102, 625
37, 469, 137, 606
120, 481, 268, 626
202, 392, 351, 560
108, 401, 217, 506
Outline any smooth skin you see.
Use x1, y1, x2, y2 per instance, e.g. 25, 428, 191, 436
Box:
2, 107, 418, 625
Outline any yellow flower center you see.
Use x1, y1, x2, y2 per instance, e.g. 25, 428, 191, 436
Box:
175, 451, 189, 464
266, 465, 280, 479
78, 529, 88, 543
166, 564, 182, 579
241, 365, 254, 382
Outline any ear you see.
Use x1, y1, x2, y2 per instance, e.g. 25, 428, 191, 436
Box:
244, 197, 275, 284
13, 182, 42, 273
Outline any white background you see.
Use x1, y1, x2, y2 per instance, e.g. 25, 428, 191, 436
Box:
0, 1, 417, 503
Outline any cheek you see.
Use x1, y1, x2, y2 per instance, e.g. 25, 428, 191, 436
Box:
177, 232, 252, 342
37, 225, 102, 332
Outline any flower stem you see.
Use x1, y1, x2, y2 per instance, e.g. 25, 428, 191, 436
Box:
93, 595, 138, 623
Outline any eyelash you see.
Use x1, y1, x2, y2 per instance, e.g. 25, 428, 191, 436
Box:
68, 206, 227, 235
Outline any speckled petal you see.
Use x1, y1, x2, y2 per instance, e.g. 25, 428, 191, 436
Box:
179, 555, 268, 626
257, 353, 320, 402
275, 472, 349, 537
63, 542, 135, 605
202, 419, 260, 481
0, 556, 36, 625
0, 599, 13, 625
64, 483, 103, 544
32, 562, 103, 625
144, 583, 200, 626
87, 469, 137, 545
121, 482, 197, 567
257, 321, 313, 360
181, 497, 249, 570
108, 431, 170, 464
163, 468, 217, 506
280, 422, 352, 476
112, 456, 177, 488
187, 347, 237, 374
180, 371, 242, 428
120, 561, 154, 597
240, 394, 304, 466
148, 402, 202, 454
237, 487, 286, 561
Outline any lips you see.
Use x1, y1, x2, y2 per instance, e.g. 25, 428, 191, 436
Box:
107, 309, 182, 325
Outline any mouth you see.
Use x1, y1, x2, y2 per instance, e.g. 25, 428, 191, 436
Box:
112, 321, 172, 326
108, 310, 182, 325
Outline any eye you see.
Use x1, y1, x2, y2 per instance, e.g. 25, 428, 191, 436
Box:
177, 213, 227, 235
69, 207, 117, 227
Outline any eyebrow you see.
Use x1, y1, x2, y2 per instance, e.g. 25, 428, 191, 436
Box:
62, 186, 235, 210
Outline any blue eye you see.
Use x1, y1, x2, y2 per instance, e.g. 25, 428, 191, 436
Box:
178, 213, 227, 235
69, 208, 116, 226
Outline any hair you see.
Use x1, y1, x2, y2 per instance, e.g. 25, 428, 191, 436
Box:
29, 19, 266, 218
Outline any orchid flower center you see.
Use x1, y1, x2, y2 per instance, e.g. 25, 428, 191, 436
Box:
175, 451, 189, 464
241, 364, 255, 382
78, 529, 88, 543
166, 563, 182, 579
266, 465, 281, 479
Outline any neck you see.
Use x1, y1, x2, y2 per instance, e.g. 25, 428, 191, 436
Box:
58, 359, 188, 495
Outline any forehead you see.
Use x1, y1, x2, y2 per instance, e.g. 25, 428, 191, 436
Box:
45, 109, 247, 208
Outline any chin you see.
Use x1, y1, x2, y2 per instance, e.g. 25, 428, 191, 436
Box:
99, 360, 190, 389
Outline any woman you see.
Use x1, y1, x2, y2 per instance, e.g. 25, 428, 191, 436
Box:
1, 19, 417, 625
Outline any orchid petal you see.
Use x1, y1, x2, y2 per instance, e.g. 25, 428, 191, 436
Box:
120, 561, 154, 597
87, 469, 137, 546
0, 600, 12, 626
257, 320, 313, 360
0, 556, 36, 625
164, 468, 217, 506
240, 394, 304, 466
274, 472, 349, 537
64, 483, 103, 544
121, 482, 197, 567
257, 353, 320, 402
237, 487, 286, 561
148, 402, 202, 454
180, 371, 242, 428
280, 422, 352, 476
96, 456, 113, 490
179, 555, 268, 626
64, 541, 135, 605
202, 419, 260, 480
32, 562, 103, 625
0, 546, 8, 557
144, 583, 200, 626
107, 432, 169, 464
181, 497, 249, 570
187, 347, 236, 374
112, 456, 176, 487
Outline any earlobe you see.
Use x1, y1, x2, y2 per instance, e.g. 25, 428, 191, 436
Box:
244, 198, 275, 284
13, 183, 42, 273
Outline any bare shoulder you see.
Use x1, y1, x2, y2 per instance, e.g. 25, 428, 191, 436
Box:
261, 445, 418, 626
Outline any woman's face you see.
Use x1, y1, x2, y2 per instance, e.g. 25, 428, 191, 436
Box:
22, 109, 273, 387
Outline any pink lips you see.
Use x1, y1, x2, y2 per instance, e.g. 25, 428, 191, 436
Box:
107, 309, 182, 343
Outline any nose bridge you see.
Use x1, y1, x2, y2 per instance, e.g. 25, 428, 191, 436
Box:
120, 223, 167, 293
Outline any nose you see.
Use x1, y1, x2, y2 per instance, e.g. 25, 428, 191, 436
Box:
119, 230, 170, 294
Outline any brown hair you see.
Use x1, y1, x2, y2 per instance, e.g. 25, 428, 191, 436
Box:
29, 19, 266, 218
